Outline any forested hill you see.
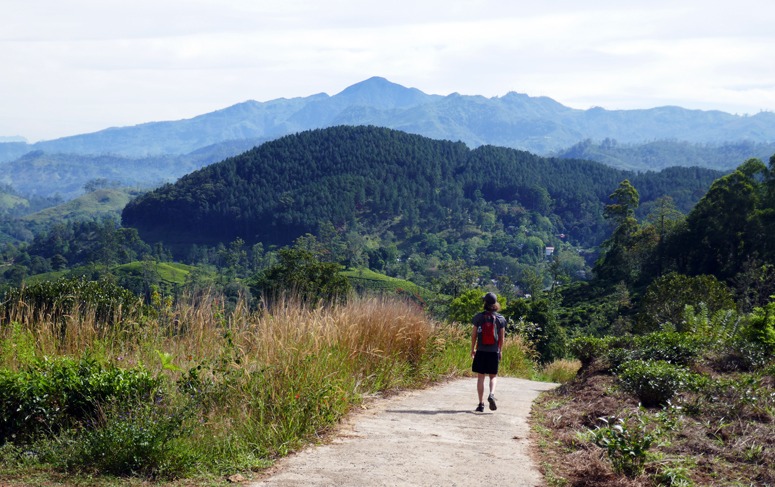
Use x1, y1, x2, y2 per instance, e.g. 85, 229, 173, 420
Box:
122, 126, 721, 249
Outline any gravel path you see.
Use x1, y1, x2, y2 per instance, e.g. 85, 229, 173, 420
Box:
251, 377, 558, 487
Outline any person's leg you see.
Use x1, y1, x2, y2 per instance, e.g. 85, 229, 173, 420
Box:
487, 374, 498, 410
477, 373, 485, 403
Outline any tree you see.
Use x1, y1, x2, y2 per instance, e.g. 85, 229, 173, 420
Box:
643, 196, 684, 278
595, 180, 641, 285
677, 159, 765, 279
508, 298, 566, 364
249, 247, 351, 306
448, 289, 489, 324
436, 259, 479, 297
636, 272, 735, 333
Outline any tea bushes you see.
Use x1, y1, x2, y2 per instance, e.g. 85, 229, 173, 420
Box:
617, 360, 701, 407
0, 356, 161, 443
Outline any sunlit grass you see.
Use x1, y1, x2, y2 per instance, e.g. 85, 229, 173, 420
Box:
0, 290, 540, 481
534, 359, 581, 384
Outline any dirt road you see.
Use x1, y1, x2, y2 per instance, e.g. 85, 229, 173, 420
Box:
251, 377, 558, 487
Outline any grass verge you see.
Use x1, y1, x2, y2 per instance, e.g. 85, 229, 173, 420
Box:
0, 291, 538, 485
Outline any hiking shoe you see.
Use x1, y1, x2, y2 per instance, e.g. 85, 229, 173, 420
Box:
475, 403, 485, 412
488, 395, 497, 411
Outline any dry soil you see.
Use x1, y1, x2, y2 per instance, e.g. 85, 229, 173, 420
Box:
251, 377, 558, 487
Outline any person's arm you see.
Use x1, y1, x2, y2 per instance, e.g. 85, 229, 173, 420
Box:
497, 318, 506, 358
471, 324, 478, 359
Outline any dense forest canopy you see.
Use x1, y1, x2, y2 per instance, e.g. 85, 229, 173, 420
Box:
122, 126, 722, 251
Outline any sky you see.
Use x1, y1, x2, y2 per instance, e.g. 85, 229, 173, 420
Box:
2, 0, 774, 143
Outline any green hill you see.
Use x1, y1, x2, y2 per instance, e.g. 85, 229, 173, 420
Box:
22, 188, 139, 227
342, 267, 438, 302
122, 126, 723, 252
0, 191, 27, 214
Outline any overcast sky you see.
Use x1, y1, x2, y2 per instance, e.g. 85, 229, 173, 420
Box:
2, 0, 774, 143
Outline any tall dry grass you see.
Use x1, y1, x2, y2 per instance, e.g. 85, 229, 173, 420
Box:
0, 289, 539, 475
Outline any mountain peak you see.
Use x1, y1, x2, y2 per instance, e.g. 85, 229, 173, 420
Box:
333, 77, 435, 109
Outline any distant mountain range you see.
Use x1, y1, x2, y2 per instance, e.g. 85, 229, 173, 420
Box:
2, 76, 774, 200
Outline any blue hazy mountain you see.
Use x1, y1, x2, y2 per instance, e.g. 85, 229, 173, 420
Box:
3, 76, 774, 160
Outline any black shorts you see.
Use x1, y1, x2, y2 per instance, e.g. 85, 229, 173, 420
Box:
472, 350, 499, 375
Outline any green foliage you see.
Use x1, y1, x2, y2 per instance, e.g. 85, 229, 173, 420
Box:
637, 272, 735, 333
617, 360, 698, 407
595, 179, 642, 285
447, 289, 505, 324
592, 414, 654, 477
666, 158, 775, 281
21, 188, 136, 230
511, 298, 567, 364
604, 345, 636, 371
568, 336, 611, 368
0, 356, 161, 443
56, 400, 196, 479
122, 126, 719, 253
0, 322, 37, 366
27, 217, 153, 269
2, 276, 142, 327
341, 267, 435, 303
743, 300, 775, 351
249, 247, 351, 306
633, 332, 705, 366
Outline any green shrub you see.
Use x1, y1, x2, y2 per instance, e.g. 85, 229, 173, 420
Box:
710, 337, 773, 373
592, 415, 655, 477
568, 336, 610, 368
58, 400, 196, 479
0, 356, 161, 443
743, 301, 775, 351
448, 289, 494, 324
636, 272, 735, 333
634, 331, 704, 366
617, 360, 696, 407
604, 346, 636, 372
2, 277, 143, 328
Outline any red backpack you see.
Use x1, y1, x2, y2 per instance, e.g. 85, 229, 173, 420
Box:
479, 312, 498, 346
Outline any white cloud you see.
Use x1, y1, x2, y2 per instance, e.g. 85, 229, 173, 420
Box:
1, 0, 774, 141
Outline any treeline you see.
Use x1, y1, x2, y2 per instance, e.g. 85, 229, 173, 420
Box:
558, 154, 775, 341
555, 138, 775, 171
123, 126, 721, 250
597, 156, 775, 292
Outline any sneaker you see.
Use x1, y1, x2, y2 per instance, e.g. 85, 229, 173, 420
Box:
475, 403, 485, 412
488, 395, 497, 411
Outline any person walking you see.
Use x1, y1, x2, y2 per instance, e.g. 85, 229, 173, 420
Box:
471, 292, 507, 412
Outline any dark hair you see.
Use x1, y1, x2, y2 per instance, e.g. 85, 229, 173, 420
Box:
484, 302, 501, 312
483, 292, 499, 311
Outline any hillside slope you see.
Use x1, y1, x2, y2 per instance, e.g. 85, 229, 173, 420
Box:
122, 126, 722, 250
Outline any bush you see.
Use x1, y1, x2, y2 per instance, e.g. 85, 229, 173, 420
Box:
605, 347, 636, 371
58, 400, 196, 479
636, 272, 735, 333
568, 336, 611, 368
448, 289, 492, 324
634, 331, 704, 366
617, 360, 696, 407
2, 277, 143, 328
743, 301, 775, 352
592, 415, 655, 477
514, 298, 567, 364
0, 356, 161, 443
